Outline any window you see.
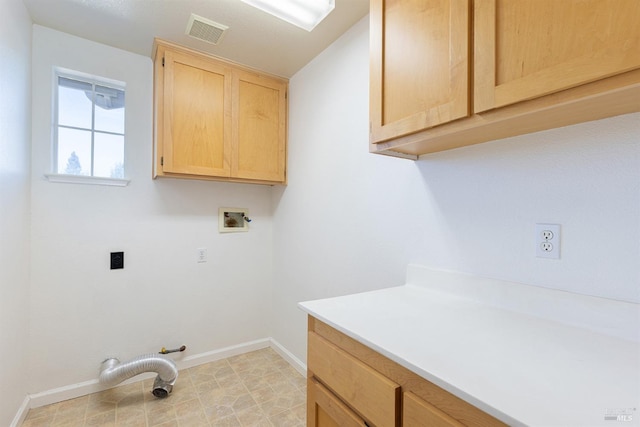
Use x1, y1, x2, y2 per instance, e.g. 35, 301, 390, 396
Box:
53, 70, 126, 180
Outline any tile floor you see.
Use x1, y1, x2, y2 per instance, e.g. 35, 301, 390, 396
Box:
22, 348, 307, 427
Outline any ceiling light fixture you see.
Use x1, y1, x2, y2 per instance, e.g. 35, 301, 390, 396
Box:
241, 0, 335, 32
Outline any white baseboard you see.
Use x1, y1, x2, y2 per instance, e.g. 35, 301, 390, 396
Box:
269, 338, 307, 377
26, 337, 304, 412
178, 338, 271, 370
28, 373, 156, 409
9, 396, 30, 427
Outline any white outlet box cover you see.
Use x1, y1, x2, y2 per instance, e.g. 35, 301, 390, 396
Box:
197, 247, 207, 263
535, 223, 561, 259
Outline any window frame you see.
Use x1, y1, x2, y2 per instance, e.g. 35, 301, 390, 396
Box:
48, 67, 129, 186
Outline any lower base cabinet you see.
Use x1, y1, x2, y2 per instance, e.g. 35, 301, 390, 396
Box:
403, 392, 464, 427
308, 378, 367, 427
307, 317, 507, 427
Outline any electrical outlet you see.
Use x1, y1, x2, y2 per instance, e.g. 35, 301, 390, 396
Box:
197, 248, 207, 263
540, 241, 553, 252
535, 224, 560, 259
110, 252, 124, 269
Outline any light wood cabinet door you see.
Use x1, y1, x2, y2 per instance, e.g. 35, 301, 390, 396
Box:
162, 49, 231, 177
370, 0, 470, 144
308, 378, 367, 427
232, 70, 287, 182
474, 0, 640, 113
403, 392, 465, 427
308, 332, 400, 427
154, 39, 288, 184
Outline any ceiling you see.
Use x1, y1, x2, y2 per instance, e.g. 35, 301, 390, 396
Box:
22, 0, 369, 78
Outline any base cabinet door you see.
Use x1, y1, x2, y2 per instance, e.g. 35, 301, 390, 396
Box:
403, 392, 465, 427
308, 378, 367, 427
308, 332, 400, 427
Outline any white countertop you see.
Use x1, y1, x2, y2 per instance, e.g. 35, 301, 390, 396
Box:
299, 265, 640, 427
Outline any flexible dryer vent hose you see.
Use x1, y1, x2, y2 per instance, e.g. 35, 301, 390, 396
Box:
99, 353, 178, 398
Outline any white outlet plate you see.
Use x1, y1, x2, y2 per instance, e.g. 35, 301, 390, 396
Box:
535, 223, 560, 259
197, 248, 207, 263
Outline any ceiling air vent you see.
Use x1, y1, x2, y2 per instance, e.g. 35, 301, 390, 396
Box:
186, 13, 229, 45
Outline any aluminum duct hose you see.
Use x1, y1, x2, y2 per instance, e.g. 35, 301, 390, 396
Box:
99, 353, 178, 398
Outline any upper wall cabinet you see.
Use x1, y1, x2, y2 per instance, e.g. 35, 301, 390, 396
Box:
153, 40, 288, 185
370, 0, 640, 158
369, 0, 470, 144
232, 70, 288, 183
474, 0, 640, 112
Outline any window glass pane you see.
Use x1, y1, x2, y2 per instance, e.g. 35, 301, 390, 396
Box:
54, 74, 126, 180
57, 127, 92, 175
94, 132, 124, 178
58, 77, 93, 129
94, 85, 125, 134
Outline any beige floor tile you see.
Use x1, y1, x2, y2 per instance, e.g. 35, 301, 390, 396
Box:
86, 399, 117, 419
177, 414, 210, 427
194, 379, 221, 395
215, 373, 243, 389
248, 386, 278, 405
24, 404, 57, 421
146, 404, 177, 426
115, 405, 146, 426
22, 349, 307, 427
214, 366, 238, 380
22, 417, 55, 427
231, 394, 257, 413
84, 409, 116, 426
174, 398, 205, 419
290, 403, 306, 423
52, 404, 87, 426
203, 403, 235, 423
235, 405, 271, 427
152, 420, 180, 427
268, 409, 304, 427
258, 390, 305, 419
210, 414, 241, 427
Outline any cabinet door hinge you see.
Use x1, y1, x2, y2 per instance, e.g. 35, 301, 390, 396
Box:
160, 156, 164, 166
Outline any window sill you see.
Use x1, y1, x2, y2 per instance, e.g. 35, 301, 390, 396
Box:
44, 174, 130, 187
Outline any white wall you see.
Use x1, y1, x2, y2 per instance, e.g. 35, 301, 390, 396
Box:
412, 115, 639, 302
271, 16, 434, 360
29, 26, 274, 394
0, 0, 32, 424
272, 16, 640, 362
